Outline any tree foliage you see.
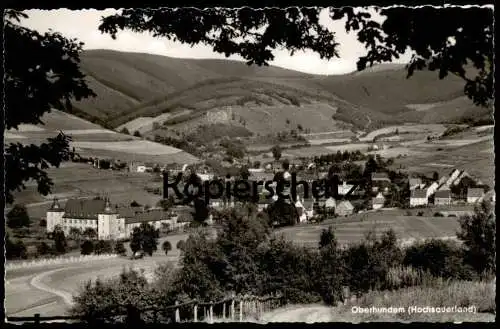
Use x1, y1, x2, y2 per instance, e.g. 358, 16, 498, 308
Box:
162, 241, 172, 255
4, 10, 95, 204
6, 204, 31, 229
271, 145, 282, 161
53, 225, 67, 254
99, 7, 493, 108
81, 240, 94, 255
457, 199, 496, 276
130, 223, 159, 256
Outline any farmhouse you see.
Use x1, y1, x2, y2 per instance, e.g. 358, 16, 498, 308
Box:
434, 190, 452, 205
426, 182, 440, 198
338, 181, 356, 196
336, 200, 354, 217
372, 193, 386, 210
410, 189, 428, 207
294, 199, 309, 223
467, 188, 485, 204
409, 178, 423, 190
46, 197, 186, 240
371, 172, 391, 193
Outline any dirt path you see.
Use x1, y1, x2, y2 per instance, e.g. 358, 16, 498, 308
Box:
262, 305, 334, 323
30, 267, 76, 306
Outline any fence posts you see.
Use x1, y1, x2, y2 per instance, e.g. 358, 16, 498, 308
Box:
222, 301, 226, 320
230, 298, 235, 321
193, 304, 198, 322
34, 314, 40, 325
239, 300, 243, 322
209, 301, 214, 323
174, 301, 180, 323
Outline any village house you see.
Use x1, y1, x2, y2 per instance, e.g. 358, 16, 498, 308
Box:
294, 199, 309, 223
371, 172, 391, 193
439, 169, 461, 190
409, 178, 423, 190
426, 182, 440, 198
467, 188, 485, 204
336, 200, 354, 217
372, 192, 386, 210
410, 189, 428, 207
434, 190, 452, 205
338, 181, 356, 196
324, 197, 336, 215
46, 197, 189, 240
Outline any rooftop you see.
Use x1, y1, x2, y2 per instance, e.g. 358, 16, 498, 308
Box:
435, 190, 451, 198
411, 189, 427, 198
467, 188, 485, 198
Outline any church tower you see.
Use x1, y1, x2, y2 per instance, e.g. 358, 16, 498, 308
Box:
97, 197, 123, 240
46, 198, 65, 232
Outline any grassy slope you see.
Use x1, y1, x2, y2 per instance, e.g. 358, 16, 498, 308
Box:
72, 50, 484, 133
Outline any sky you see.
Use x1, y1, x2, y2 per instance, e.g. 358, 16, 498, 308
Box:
20, 8, 413, 75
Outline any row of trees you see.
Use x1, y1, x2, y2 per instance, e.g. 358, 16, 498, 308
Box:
71, 198, 495, 320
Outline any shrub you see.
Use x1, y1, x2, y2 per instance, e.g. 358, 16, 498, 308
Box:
417, 211, 424, 216
7, 204, 30, 229
457, 200, 496, 277
37, 242, 52, 256
39, 219, 47, 227
176, 240, 186, 251
94, 240, 113, 255
114, 241, 127, 256
403, 239, 476, 280
162, 241, 172, 256
434, 212, 444, 217
81, 240, 94, 255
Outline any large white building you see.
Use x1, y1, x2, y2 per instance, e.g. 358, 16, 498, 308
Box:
46, 198, 188, 240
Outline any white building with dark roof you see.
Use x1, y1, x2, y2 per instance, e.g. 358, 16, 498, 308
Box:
46, 197, 189, 240
467, 188, 485, 204
435, 190, 452, 205
410, 189, 428, 207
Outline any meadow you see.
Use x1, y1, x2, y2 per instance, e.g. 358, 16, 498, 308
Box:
275, 211, 461, 249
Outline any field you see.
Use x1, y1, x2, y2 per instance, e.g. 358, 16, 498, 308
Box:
275, 211, 462, 249
359, 124, 447, 142
9, 163, 165, 219
5, 109, 199, 168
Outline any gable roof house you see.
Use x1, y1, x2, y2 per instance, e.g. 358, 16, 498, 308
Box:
452, 170, 471, 186
426, 182, 440, 198
336, 200, 354, 217
409, 178, 423, 190
410, 189, 428, 207
467, 188, 485, 204
371, 172, 391, 193
372, 192, 386, 210
434, 190, 452, 205
371, 172, 391, 182
338, 181, 356, 196
445, 169, 462, 187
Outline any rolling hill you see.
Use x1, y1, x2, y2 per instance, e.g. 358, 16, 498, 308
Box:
71, 49, 489, 136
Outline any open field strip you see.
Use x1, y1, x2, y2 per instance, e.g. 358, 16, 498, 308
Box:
359, 124, 447, 142
474, 125, 494, 132
71, 140, 182, 155
308, 138, 352, 145
63, 129, 118, 135
4, 132, 27, 139
276, 214, 461, 248
324, 143, 371, 153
